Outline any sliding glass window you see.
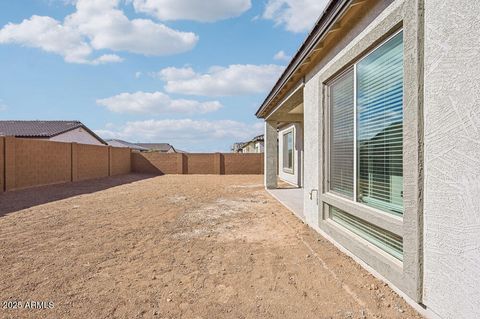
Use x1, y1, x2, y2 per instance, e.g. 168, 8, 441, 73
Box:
327, 31, 404, 259
328, 31, 403, 216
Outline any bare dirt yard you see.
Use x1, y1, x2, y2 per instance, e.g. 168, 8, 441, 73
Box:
0, 174, 422, 319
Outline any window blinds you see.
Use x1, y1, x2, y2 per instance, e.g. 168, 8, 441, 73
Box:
357, 32, 404, 216
330, 69, 354, 198
330, 207, 403, 260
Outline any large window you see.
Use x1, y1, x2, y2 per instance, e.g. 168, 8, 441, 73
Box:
283, 129, 294, 173
328, 31, 404, 217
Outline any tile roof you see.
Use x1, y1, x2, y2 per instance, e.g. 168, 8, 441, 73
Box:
137, 143, 175, 152
0, 120, 106, 144
106, 139, 149, 151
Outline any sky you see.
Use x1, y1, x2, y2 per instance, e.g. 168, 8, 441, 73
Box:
0, 0, 328, 152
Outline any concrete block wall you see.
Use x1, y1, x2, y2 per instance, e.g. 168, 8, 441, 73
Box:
185, 153, 216, 174
0, 137, 131, 192
223, 154, 264, 174
76, 143, 109, 181
13, 138, 72, 190
131, 152, 181, 174
110, 146, 131, 176
132, 152, 264, 175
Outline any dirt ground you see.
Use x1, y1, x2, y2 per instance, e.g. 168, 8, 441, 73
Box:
0, 174, 422, 319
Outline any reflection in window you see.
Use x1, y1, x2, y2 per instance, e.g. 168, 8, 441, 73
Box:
357, 32, 403, 215
283, 130, 294, 172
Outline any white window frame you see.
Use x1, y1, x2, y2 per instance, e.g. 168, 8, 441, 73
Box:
282, 128, 294, 174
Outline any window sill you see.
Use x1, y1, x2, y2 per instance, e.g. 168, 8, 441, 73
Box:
320, 192, 403, 237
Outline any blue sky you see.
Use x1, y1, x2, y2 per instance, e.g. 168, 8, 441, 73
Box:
0, 0, 327, 152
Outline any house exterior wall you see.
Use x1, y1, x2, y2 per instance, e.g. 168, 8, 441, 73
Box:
241, 141, 264, 153
278, 123, 303, 187
423, 1, 480, 318
263, 0, 480, 316
299, 0, 425, 310
49, 128, 104, 145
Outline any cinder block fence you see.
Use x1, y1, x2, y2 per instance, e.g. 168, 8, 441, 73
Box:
131, 152, 264, 175
0, 137, 264, 193
0, 137, 131, 192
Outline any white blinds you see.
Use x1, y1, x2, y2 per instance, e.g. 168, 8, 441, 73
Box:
357, 32, 404, 215
327, 31, 404, 260
330, 207, 403, 260
330, 69, 354, 198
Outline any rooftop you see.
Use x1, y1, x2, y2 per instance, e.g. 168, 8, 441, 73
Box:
0, 120, 106, 144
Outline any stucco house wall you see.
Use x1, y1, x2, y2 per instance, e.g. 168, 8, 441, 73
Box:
260, 0, 480, 317
300, 0, 426, 306
49, 128, 104, 145
422, 1, 480, 318
278, 123, 303, 187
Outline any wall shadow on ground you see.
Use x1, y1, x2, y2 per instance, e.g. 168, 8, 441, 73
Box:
0, 173, 156, 218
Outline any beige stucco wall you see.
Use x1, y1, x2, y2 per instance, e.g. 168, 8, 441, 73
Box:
49, 128, 103, 145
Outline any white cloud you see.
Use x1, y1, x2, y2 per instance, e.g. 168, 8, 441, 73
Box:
157, 66, 196, 81
160, 64, 285, 96
131, 0, 251, 22
273, 50, 290, 61
262, 0, 329, 33
95, 119, 263, 150
135, 71, 142, 78
96, 91, 222, 114
0, 0, 198, 64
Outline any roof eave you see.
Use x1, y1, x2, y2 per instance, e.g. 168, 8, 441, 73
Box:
255, 0, 352, 119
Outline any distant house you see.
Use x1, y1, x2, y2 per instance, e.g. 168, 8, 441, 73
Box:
137, 143, 177, 153
106, 139, 148, 152
232, 135, 264, 153
0, 120, 106, 145
231, 142, 245, 153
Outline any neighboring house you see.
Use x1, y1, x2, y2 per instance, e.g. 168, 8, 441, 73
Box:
241, 135, 265, 153
232, 135, 265, 153
231, 142, 245, 153
137, 143, 177, 153
106, 139, 148, 152
0, 120, 106, 145
255, 1, 480, 318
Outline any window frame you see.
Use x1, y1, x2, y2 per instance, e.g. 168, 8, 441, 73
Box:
282, 128, 295, 174
323, 29, 405, 244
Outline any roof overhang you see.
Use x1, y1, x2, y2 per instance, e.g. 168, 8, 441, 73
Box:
256, 0, 366, 119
